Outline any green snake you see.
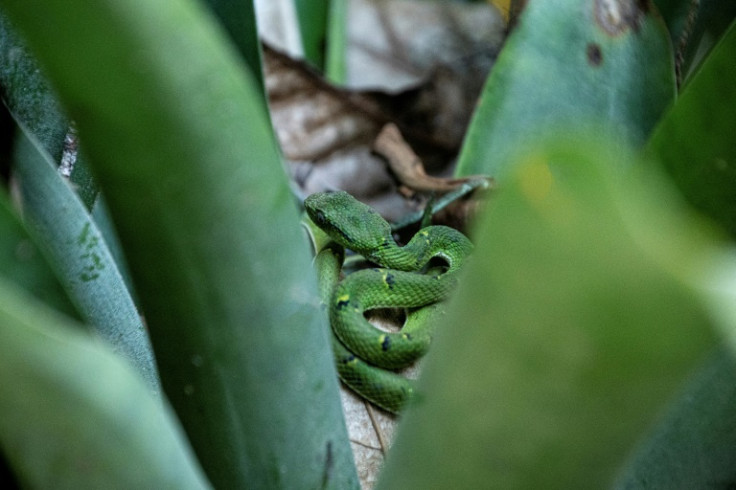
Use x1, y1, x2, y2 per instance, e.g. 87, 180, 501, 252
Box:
304, 191, 472, 413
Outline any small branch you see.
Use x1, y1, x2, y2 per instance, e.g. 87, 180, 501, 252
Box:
373, 123, 490, 193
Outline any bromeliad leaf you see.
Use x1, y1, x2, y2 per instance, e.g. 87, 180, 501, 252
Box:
646, 21, 736, 238
12, 127, 159, 393
0, 277, 210, 490
379, 137, 725, 488
456, 0, 675, 178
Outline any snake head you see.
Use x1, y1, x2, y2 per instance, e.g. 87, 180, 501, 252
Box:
304, 191, 392, 253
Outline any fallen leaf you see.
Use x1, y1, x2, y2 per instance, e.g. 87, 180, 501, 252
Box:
263, 0, 504, 224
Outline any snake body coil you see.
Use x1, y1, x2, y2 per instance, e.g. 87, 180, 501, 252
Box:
305, 191, 472, 413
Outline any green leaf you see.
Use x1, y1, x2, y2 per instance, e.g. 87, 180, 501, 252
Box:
646, 20, 736, 238
0, 194, 77, 319
68, 150, 99, 211
456, 0, 675, 178
0, 0, 358, 487
11, 127, 159, 393
614, 348, 736, 489
0, 13, 67, 162
90, 196, 139, 304
378, 138, 723, 488
202, 0, 265, 96
325, 0, 348, 83
295, 0, 348, 82
654, 0, 736, 82
0, 13, 99, 208
0, 277, 210, 490
295, 0, 329, 69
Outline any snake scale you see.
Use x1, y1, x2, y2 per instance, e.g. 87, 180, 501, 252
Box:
305, 191, 472, 413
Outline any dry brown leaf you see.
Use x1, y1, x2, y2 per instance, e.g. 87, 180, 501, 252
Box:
264, 44, 461, 213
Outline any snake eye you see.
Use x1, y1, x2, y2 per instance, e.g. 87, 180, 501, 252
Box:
313, 210, 327, 226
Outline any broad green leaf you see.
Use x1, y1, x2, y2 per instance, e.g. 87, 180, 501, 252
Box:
0, 277, 210, 490
456, 0, 675, 178
0, 194, 77, 319
0, 1, 358, 487
12, 127, 159, 393
646, 20, 736, 239
615, 348, 736, 489
379, 138, 723, 488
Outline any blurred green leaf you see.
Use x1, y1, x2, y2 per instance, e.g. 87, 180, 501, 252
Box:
0, 0, 357, 487
295, 0, 329, 69
12, 127, 159, 392
456, 0, 675, 178
295, 0, 348, 82
654, 0, 736, 82
325, 0, 348, 83
203, 0, 264, 96
0, 193, 77, 319
0, 277, 210, 490
379, 138, 722, 488
615, 348, 736, 489
646, 20, 736, 239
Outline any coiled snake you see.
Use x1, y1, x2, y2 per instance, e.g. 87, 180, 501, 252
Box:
305, 191, 472, 413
